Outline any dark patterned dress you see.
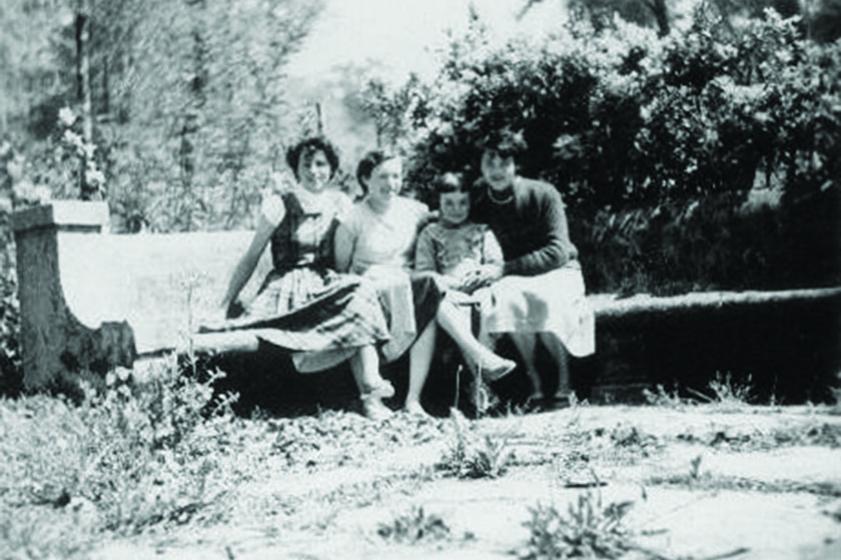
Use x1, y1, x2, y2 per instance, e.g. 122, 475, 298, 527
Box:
215, 190, 391, 372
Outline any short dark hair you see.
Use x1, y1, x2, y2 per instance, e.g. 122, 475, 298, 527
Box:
286, 136, 340, 180
476, 128, 528, 159
355, 150, 400, 195
433, 172, 467, 195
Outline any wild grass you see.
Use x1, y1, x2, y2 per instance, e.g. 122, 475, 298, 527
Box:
688, 373, 754, 412
436, 409, 514, 479
519, 492, 636, 560
377, 506, 454, 545
0, 355, 243, 558
642, 384, 689, 408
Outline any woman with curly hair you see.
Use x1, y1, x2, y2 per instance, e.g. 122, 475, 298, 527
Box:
208, 136, 394, 419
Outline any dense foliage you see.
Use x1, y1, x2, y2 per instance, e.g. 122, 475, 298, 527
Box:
367, 9, 841, 293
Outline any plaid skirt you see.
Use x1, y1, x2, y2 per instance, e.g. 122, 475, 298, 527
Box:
216, 267, 391, 372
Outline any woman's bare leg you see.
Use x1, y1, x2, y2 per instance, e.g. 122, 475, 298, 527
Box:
509, 332, 543, 399
349, 345, 393, 419
404, 320, 437, 414
436, 299, 515, 380
538, 332, 571, 398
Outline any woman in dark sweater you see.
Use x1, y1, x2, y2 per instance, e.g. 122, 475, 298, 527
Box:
465, 130, 595, 405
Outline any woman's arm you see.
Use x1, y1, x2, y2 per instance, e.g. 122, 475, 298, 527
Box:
413, 225, 437, 273
220, 213, 276, 316
333, 222, 356, 273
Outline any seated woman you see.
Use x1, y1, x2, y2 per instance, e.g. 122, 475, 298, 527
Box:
334, 150, 515, 416
465, 130, 595, 406
208, 136, 394, 420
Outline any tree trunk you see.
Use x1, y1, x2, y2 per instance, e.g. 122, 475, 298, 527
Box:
75, 0, 98, 200
647, 0, 670, 37
179, 0, 207, 230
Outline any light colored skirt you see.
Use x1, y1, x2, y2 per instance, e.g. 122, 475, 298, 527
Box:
479, 262, 595, 357
359, 266, 445, 362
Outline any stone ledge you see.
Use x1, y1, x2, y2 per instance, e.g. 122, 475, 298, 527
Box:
590, 287, 841, 321
189, 286, 841, 357
12, 200, 110, 233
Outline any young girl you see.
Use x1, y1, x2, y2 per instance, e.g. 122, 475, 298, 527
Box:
414, 172, 514, 382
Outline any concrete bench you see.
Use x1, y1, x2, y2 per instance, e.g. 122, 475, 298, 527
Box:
12, 201, 841, 401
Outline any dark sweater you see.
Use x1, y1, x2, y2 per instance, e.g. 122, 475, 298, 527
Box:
470, 177, 578, 276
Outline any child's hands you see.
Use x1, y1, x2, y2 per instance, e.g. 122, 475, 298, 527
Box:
458, 264, 502, 293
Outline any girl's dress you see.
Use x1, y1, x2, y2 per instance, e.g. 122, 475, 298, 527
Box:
211, 189, 391, 372
340, 196, 445, 361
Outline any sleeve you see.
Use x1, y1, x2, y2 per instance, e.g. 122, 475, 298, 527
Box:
481, 227, 504, 267
259, 192, 286, 225
332, 191, 354, 223
503, 185, 576, 276
414, 225, 438, 273
338, 203, 363, 237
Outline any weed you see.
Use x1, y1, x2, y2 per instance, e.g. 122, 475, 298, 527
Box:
688, 373, 754, 411
647, 472, 841, 497
436, 409, 514, 479
377, 506, 452, 545
829, 386, 841, 416
519, 492, 635, 559
609, 425, 662, 457
0, 355, 241, 557
689, 455, 703, 480
642, 384, 687, 408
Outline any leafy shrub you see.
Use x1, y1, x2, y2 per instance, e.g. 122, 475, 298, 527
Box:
367, 10, 841, 293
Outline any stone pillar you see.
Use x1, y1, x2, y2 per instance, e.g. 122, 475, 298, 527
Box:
12, 201, 133, 390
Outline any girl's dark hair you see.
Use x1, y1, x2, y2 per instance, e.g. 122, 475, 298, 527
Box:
286, 136, 340, 180
476, 128, 528, 159
434, 172, 467, 195
355, 150, 400, 195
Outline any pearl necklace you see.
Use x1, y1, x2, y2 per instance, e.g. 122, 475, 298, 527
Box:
487, 186, 514, 205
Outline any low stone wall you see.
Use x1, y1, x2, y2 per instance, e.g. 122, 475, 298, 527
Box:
12, 201, 841, 403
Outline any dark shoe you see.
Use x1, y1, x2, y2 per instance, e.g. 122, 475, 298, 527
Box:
545, 391, 575, 410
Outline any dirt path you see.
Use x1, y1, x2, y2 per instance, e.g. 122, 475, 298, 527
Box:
92, 406, 841, 559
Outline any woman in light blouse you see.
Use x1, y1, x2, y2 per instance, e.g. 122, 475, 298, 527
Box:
335, 150, 515, 416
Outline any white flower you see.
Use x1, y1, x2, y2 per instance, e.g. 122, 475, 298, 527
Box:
85, 168, 106, 187
33, 185, 52, 203
58, 107, 76, 127
62, 129, 82, 147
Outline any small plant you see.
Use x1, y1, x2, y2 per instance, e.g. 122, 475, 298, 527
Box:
688, 373, 753, 411
377, 506, 452, 545
436, 410, 513, 479
642, 384, 686, 408
519, 492, 635, 559
829, 386, 841, 416
689, 455, 703, 480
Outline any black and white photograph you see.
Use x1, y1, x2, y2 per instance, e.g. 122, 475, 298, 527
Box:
1, 0, 840, 558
